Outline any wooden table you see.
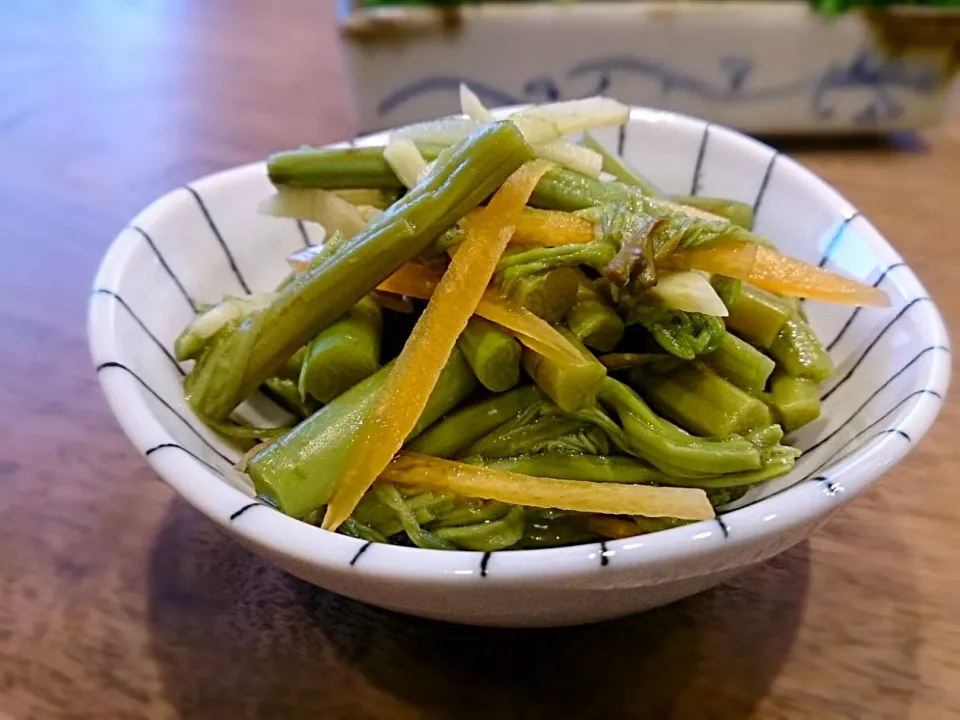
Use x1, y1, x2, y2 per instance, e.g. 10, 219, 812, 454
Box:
2, 2, 959, 718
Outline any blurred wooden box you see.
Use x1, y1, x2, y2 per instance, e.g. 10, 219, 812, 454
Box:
339, 1, 960, 135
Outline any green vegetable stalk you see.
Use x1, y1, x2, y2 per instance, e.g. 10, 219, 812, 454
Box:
532, 170, 770, 247
653, 447, 799, 489
529, 166, 639, 211
589, 377, 763, 476
247, 347, 478, 519
583, 131, 753, 229
298, 295, 382, 403
725, 284, 792, 349
597, 352, 686, 374
769, 372, 822, 432
638, 207, 765, 253
408, 385, 545, 458
456, 317, 522, 393
346, 482, 524, 551
482, 451, 795, 489
332, 188, 399, 210
710, 276, 742, 312
582, 200, 763, 265
494, 201, 763, 306
769, 318, 834, 383
604, 215, 661, 290
186, 121, 533, 420
271, 143, 763, 244
626, 303, 726, 360
518, 509, 600, 549
522, 329, 607, 412
672, 196, 754, 229
428, 498, 512, 530
432, 506, 525, 551
270, 144, 637, 214
504, 267, 580, 324
747, 423, 786, 448
268, 144, 442, 190
277, 347, 307, 382
480, 453, 666, 483
464, 413, 610, 459
702, 331, 776, 394
566, 272, 625, 352
372, 484, 456, 550
350, 486, 455, 537
493, 205, 757, 296
262, 377, 320, 419
338, 518, 388, 544
582, 130, 664, 197
630, 362, 773, 438
494, 239, 618, 282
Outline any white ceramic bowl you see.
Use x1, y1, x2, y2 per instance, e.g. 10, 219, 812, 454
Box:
89, 108, 950, 627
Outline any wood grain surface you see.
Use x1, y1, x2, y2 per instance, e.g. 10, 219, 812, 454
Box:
1, 1, 959, 718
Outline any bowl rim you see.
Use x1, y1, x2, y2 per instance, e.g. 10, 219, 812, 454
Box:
89, 106, 951, 585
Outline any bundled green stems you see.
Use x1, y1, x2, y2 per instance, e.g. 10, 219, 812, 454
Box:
348, 485, 524, 551
630, 362, 772, 438
268, 144, 767, 245
187, 121, 534, 420
590, 377, 763, 476
719, 282, 829, 428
